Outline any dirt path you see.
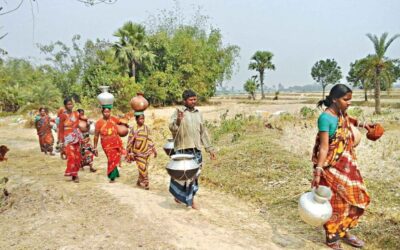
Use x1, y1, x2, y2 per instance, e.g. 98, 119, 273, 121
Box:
0, 124, 322, 249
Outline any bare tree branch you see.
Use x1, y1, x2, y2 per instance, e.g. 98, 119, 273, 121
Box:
0, 0, 24, 16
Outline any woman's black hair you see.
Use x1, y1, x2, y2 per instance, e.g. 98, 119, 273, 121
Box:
39, 107, 46, 112
317, 84, 352, 108
63, 97, 73, 106
77, 109, 84, 113
135, 114, 144, 120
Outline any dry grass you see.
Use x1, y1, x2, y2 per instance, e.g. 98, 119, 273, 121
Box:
200, 109, 400, 249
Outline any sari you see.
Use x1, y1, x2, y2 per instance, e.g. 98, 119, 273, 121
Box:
35, 115, 54, 153
59, 111, 83, 177
126, 124, 155, 188
312, 114, 370, 243
95, 116, 123, 180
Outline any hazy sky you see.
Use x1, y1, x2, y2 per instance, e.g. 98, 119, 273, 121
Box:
1, 0, 400, 89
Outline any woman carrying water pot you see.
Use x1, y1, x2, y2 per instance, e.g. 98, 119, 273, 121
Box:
311, 84, 381, 250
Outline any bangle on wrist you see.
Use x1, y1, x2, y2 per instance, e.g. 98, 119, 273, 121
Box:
314, 166, 324, 172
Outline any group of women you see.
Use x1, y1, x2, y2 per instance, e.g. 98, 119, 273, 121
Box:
34, 83, 379, 249
36, 98, 156, 188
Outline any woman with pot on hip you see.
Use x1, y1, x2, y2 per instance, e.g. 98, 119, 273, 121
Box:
93, 105, 125, 183
311, 84, 377, 250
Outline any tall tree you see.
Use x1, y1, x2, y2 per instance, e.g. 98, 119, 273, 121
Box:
113, 22, 155, 82
311, 59, 342, 98
347, 57, 373, 101
366, 32, 400, 114
248, 51, 275, 99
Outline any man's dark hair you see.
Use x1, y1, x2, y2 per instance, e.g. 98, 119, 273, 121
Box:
182, 89, 197, 100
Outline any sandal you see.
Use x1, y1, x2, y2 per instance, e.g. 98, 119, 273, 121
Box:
326, 241, 343, 250
342, 234, 365, 248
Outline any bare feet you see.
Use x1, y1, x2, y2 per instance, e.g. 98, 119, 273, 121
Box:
174, 198, 182, 204
342, 233, 365, 248
191, 201, 199, 210
109, 179, 115, 183
72, 176, 79, 183
90, 167, 97, 172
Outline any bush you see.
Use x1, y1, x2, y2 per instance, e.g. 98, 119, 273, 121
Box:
347, 107, 364, 118
300, 106, 317, 119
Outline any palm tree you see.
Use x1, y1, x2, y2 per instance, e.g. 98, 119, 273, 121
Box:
113, 22, 155, 82
248, 51, 275, 99
366, 32, 400, 114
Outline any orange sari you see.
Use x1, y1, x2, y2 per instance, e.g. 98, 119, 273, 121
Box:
59, 111, 82, 177
35, 115, 54, 153
95, 116, 123, 179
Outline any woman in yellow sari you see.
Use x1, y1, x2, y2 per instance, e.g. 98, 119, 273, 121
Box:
126, 112, 157, 189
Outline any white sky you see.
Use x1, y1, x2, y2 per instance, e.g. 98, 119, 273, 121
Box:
1, 0, 400, 89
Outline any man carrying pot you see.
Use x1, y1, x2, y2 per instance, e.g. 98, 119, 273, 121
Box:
168, 89, 216, 209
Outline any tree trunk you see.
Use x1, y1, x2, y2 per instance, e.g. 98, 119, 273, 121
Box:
374, 70, 381, 114
128, 61, 136, 81
260, 71, 265, 99
252, 93, 255, 100
322, 84, 326, 100
362, 81, 368, 101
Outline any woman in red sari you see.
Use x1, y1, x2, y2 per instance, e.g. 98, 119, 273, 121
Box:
58, 98, 84, 183
312, 84, 375, 250
94, 106, 124, 182
35, 107, 55, 155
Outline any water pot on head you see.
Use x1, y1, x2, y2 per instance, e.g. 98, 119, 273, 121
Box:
130, 92, 149, 112
97, 86, 114, 106
299, 185, 333, 227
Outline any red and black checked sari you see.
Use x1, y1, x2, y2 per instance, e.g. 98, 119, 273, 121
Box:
312, 114, 370, 242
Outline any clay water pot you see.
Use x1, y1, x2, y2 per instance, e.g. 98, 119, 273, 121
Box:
350, 124, 361, 147
117, 124, 129, 137
299, 185, 333, 227
130, 92, 149, 111
97, 86, 114, 106
166, 154, 199, 181
367, 123, 384, 141
163, 139, 175, 156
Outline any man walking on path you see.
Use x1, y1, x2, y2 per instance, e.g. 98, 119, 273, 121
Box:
169, 89, 216, 209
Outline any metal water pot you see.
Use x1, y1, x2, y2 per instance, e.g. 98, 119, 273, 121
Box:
299, 185, 333, 227
163, 139, 175, 156
166, 154, 199, 181
350, 124, 361, 147
88, 122, 95, 135
97, 86, 114, 106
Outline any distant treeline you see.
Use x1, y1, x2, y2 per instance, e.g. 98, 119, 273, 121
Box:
0, 10, 239, 113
